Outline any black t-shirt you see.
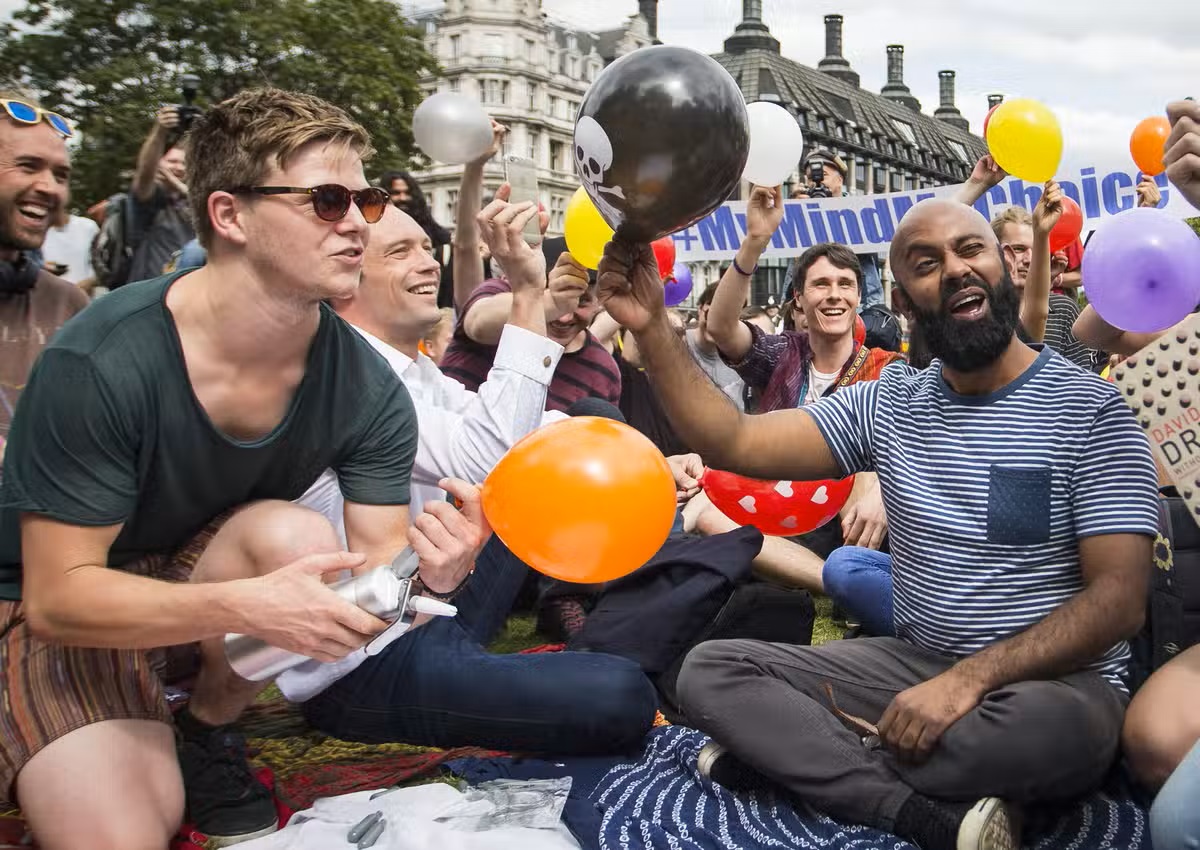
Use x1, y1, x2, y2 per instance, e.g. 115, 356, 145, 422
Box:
0, 272, 417, 599
614, 345, 689, 458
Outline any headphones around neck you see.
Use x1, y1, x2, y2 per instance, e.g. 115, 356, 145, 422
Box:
0, 252, 39, 294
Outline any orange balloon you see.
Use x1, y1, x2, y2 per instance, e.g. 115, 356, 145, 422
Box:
1130, 116, 1170, 177
480, 417, 677, 583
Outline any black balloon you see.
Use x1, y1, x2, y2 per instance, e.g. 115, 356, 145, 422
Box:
574, 45, 749, 243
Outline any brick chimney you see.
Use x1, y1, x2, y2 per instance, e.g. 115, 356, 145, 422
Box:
816, 14, 859, 87
880, 45, 920, 112
934, 70, 970, 131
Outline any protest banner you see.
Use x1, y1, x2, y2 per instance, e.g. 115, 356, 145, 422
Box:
671, 164, 1195, 262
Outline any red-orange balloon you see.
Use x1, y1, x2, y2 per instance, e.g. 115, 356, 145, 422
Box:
701, 468, 855, 536
1048, 196, 1083, 255
1130, 116, 1170, 177
480, 417, 677, 583
652, 236, 676, 281
982, 104, 1000, 138
853, 314, 866, 347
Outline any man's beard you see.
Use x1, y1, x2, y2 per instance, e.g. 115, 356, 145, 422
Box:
0, 201, 44, 252
907, 264, 1020, 373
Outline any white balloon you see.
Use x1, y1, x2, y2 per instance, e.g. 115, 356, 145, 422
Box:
412, 92, 494, 165
742, 101, 805, 188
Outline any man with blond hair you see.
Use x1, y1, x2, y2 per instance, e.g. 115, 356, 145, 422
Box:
0, 88, 482, 849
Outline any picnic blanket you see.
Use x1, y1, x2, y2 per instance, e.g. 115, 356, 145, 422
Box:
588, 726, 1151, 850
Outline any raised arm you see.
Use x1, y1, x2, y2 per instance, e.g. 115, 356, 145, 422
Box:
452, 120, 507, 310
707, 185, 784, 361
1073, 307, 1186, 357
414, 191, 565, 485
462, 198, 588, 346
954, 155, 1007, 206
132, 107, 177, 203
590, 310, 622, 353
1165, 99, 1200, 210
597, 238, 840, 482
1022, 180, 1063, 342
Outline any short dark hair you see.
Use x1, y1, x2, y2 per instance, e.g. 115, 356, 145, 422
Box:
791, 243, 862, 296
741, 305, 768, 320
697, 282, 721, 308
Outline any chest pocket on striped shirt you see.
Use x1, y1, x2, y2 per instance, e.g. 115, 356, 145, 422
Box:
987, 465, 1051, 545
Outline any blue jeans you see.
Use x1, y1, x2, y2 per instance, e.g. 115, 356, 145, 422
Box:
1151, 738, 1200, 850
857, 254, 884, 309
821, 546, 894, 637
301, 535, 658, 755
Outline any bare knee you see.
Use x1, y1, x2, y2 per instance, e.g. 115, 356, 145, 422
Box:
1124, 701, 1200, 789
198, 501, 340, 581
1124, 650, 1200, 789
244, 502, 340, 567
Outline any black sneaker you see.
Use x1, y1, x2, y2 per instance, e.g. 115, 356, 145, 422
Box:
177, 724, 278, 847
696, 741, 774, 793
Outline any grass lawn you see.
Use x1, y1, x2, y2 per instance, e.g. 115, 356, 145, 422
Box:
487, 591, 842, 654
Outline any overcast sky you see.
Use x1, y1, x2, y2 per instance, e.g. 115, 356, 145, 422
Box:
546, 0, 1200, 168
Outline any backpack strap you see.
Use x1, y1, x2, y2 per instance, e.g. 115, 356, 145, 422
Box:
835, 344, 872, 389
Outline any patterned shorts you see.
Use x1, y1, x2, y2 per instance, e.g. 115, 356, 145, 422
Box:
0, 516, 227, 806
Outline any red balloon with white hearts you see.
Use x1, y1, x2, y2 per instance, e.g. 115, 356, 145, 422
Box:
700, 468, 855, 536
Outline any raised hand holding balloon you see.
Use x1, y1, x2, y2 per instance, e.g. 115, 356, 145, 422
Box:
574, 45, 750, 242
743, 101, 804, 188
1048, 196, 1083, 254
480, 418, 677, 583
564, 187, 614, 270
413, 93, 494, 165
1130, 116, 1171, 177
985, 98, 1062, 183
1082, 208, 1200, 333
664, 263, 693, 307
701, 468, 855, 537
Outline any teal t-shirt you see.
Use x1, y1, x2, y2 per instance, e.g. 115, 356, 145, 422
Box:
0, 272, 417, 600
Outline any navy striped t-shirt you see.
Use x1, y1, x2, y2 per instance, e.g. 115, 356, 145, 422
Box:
807, 346, 1159, 689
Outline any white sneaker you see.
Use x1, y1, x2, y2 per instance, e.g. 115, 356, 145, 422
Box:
696, 740, 726, 780
957, 797, 1020, 850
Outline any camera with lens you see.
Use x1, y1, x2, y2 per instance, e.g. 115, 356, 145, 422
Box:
806, 160, 832, 199
174, 74, 202, 136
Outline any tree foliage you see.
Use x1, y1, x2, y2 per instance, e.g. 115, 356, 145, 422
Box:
0, 0, 439, 207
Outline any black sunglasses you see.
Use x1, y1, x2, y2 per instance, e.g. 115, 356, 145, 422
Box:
234, 184, 389, 223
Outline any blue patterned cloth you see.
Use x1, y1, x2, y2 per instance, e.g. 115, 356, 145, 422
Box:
590, 727, 1150, 850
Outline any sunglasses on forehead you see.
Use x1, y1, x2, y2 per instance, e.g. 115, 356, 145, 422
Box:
0, 99, 73, 138
232, 184, 390, 223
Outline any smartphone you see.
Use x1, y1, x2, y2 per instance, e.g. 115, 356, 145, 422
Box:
503, 155, 543, 244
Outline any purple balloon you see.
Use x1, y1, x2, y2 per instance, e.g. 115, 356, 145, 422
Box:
1082, 208, 1200, 333
664, 263, 693, 306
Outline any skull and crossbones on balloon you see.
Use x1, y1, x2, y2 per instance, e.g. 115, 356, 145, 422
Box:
574, 116, 627, 213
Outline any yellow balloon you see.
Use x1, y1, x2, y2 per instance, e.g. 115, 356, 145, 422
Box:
986, 98, 1063, 184
564, 187, 614, 270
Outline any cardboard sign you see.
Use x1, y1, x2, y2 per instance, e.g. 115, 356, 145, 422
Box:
1112, 312, 1200, 524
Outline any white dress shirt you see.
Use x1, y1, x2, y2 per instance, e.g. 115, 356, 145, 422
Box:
281, 323, 566, 702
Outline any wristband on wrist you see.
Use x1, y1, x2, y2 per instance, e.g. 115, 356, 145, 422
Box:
732, 257, 758, 277
414, 564, 475, 602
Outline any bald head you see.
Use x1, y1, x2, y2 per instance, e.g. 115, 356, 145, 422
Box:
890, 199, 998, 279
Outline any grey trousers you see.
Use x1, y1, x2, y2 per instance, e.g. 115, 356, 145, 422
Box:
676, 636, 1127, 832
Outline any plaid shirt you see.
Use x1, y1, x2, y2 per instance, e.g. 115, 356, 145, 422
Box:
725, 321, 904, 412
